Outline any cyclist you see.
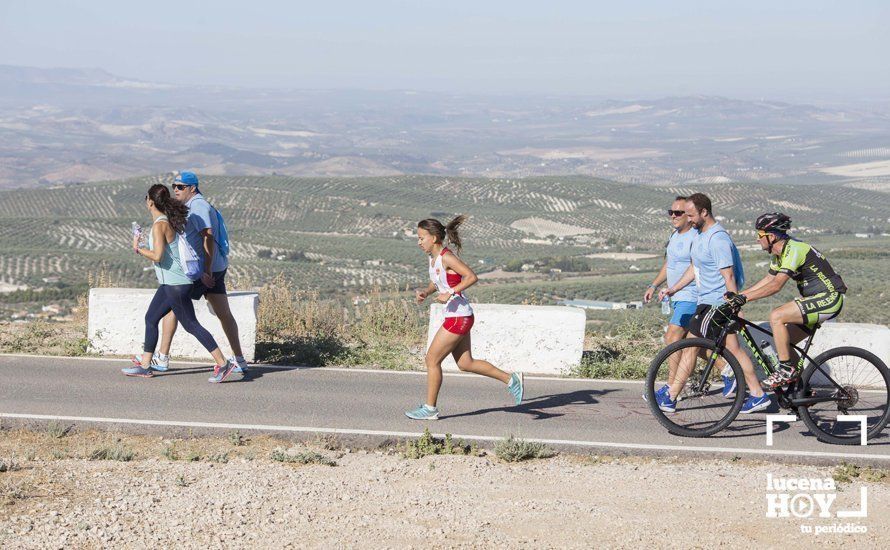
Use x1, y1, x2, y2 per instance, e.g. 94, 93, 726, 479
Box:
723, 212, 847, 389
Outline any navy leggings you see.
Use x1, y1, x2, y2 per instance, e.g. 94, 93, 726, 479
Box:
144, 284, 218, 353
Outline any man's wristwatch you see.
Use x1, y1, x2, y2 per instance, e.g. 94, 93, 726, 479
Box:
647, 284, 657, 290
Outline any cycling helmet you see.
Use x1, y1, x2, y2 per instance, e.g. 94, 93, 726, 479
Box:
755, 212, 791, 233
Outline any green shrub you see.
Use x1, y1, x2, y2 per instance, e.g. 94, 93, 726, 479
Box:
402, 428, 474, 459
270, 448, 337, 466
495, 436, 556, 462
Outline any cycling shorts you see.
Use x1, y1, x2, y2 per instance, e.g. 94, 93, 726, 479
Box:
795, 292, 844, 329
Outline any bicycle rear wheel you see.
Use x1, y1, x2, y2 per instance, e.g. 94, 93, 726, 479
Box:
646, 338, 746, 437
798, 346, 890, 445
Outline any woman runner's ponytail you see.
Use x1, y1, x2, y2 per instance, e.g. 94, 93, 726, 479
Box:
445, 215, 467, 254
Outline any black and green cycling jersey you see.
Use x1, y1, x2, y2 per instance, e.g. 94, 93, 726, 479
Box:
768, 238, 847, 297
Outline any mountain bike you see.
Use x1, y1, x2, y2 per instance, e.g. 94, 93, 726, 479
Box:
645, 304, 890, 445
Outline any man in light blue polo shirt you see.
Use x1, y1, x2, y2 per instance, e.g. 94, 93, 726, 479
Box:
642, 195, 698, 401
659, 193, 769, 414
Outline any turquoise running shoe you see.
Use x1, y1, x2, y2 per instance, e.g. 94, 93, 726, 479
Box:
405, 404, 439, 420
507, 372, 524, 405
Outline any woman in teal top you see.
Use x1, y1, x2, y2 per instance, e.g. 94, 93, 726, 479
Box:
123, 184, 235, 382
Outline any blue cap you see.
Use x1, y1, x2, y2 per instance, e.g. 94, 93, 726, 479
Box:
175, 171, 199, 186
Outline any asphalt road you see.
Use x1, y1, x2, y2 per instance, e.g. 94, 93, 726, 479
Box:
2, 354, 890, 465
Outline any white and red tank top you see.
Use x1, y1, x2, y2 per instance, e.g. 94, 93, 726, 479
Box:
429, 248, 473, 318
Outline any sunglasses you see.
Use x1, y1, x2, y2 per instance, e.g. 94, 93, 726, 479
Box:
757, 230, 769, 238
172, 183, 189, 190
667, 210, 686, 217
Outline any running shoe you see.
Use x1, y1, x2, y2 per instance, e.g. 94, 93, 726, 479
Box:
643, 384, 669, 402
507, 372, 524, 405
762, 365, 801, 390
405, 404, 439, 420
208, 360, 237, 384
740, 393, 771, 414
656, 391, 677, 413
232, 356, 249, 376
721, 375, 737, 399
122, 366, 153, 378
131, 353, 169, 372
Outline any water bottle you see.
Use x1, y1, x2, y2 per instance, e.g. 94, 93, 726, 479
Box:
760, 340, 779, 370
131, 221, 142, 238
661, 296, 671, 316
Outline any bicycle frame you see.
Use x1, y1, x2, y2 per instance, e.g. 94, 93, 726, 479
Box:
695, 317, 851, 408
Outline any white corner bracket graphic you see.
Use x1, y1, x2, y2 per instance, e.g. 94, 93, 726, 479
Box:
836, 487, 868, 518
765, 414, 798, 446
836, 414, 869, 447
766, 414, 869, 447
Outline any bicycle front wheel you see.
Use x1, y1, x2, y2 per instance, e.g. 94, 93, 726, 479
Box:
798, 346, 890, 445
645, 338, 747, 437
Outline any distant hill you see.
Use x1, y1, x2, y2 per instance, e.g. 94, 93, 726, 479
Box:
2, 65, 890, 189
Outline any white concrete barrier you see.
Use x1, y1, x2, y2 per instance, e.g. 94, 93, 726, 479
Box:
88, 288, 259, 361
426, 303, 586, 375
743, 322, 890, 387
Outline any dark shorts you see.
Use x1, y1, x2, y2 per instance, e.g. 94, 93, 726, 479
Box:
188, 268, 228, 300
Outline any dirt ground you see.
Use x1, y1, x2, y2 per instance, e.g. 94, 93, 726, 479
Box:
1, 428, 888, 549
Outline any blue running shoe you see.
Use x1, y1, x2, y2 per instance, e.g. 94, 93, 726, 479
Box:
722, 375, 737, 399
122, 366, 153, 378
507, 372, 524, 405
232, 356, 249, 376
643, 384, 669, 402
405, 404, 439, 420
208, 360, 237, 384
656, 390, 677, 413
740, 393, 771, 414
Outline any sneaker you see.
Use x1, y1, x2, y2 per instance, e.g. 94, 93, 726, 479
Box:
507, 372, 524, 405
656, 390, 677, 413
762, 365, 801, 390
130, 353, 169, 372
121, 366, 153, 378
232, 356, 249, 376
208, 360, 237, 384
643, 384, 669, 402
740, 393, 771, 414
722, 375, 737, 399
405, 404, 439, 420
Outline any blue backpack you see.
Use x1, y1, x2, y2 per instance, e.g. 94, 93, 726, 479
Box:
711, 229, 745, 289
214, 208, 230, 258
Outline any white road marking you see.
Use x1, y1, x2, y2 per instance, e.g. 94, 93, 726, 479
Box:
3, 412, 890, 461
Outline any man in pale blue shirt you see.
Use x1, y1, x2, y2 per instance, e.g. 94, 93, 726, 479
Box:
659, 193, 769, 414
642, 196, 697, 401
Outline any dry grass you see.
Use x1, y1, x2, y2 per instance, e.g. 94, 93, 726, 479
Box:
256, 274, 424, 369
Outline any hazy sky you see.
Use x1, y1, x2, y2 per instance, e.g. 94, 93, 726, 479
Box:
1, 0, 888, 100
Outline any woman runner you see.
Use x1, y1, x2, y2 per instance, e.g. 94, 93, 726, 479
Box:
122, 184, 236, 383
406, 216, 524, 420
